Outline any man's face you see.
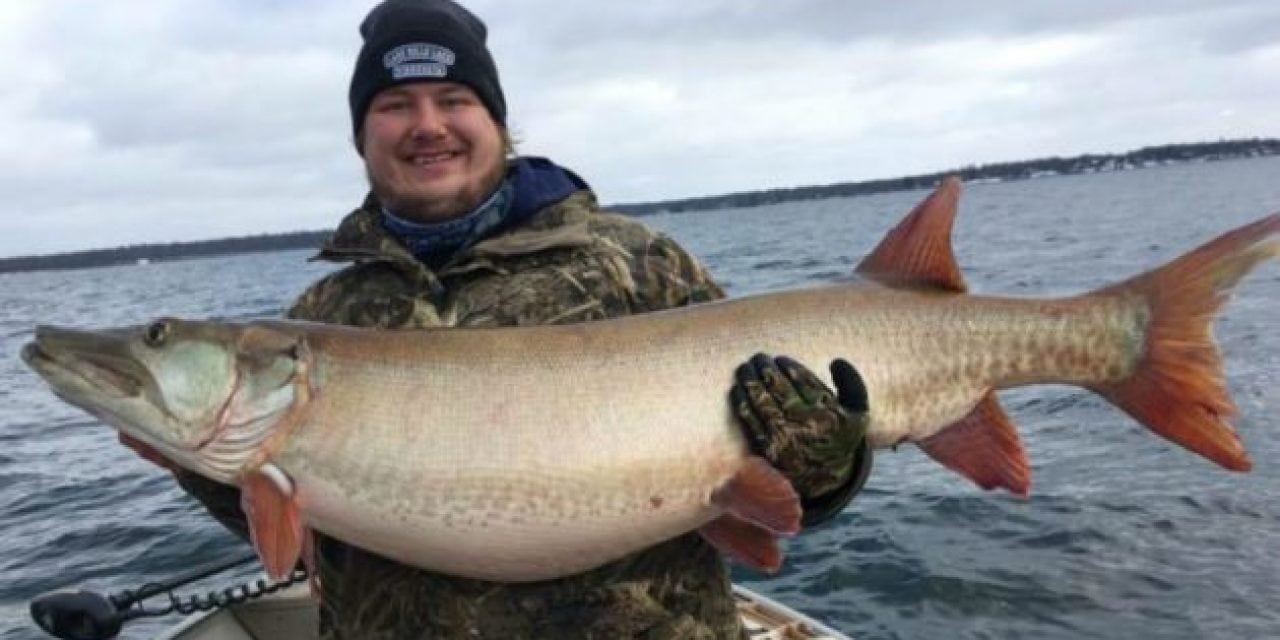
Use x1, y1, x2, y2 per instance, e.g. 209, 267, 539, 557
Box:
362, 82, 506, 223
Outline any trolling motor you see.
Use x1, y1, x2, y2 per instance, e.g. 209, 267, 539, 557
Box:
29, 553, 307, 640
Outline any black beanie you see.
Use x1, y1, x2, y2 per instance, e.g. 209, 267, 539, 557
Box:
348, 0, 507, 137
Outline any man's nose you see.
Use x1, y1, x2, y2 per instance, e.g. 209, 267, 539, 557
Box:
410, 103, 448, 138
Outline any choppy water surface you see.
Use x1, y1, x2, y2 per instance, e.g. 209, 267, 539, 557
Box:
3, 157, 1279, 639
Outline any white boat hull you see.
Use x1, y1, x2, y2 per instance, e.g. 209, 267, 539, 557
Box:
157, 582, 851, 640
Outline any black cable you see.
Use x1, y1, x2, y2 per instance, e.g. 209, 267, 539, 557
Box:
30, 554, 309, 640
115, 567, 309, 620
110, 552, 258, 610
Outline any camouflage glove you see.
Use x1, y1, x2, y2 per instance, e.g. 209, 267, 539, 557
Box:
730, 353, 873, 527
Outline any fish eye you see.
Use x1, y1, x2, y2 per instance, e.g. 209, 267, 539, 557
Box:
144, 320, 171, 347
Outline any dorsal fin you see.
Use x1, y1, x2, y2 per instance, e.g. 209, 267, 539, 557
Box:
856, 176, 967, 293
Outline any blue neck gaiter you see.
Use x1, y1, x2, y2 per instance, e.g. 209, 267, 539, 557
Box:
380, 156, 587, 266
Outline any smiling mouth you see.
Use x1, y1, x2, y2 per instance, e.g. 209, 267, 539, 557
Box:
405, 150, 462, 166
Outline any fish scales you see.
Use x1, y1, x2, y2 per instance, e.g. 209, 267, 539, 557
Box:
255, 285, 1142, 578
22, 179, 1277, 581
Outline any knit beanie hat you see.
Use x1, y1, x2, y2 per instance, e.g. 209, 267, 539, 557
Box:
348, 0, 507, 137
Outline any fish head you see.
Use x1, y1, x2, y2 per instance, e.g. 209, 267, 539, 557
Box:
21, 318, 304, 482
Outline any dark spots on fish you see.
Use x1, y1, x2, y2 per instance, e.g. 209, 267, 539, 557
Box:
650, 495, 664, 509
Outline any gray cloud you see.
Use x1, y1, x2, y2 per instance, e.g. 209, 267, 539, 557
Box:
491, 0, 1276, 47
2, 1, 1278, 256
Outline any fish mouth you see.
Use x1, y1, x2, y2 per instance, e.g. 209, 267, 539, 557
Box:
22, 326, 147, 400
23, 324, 221, 466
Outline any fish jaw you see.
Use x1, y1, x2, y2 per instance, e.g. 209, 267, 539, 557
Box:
21, 320, 306, 483
21, 323, 206, 465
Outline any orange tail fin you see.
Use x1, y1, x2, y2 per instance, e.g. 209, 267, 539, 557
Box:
1092, 213, 1280, 471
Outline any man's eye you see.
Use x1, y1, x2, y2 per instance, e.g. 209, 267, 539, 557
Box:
376, 100, 409, 112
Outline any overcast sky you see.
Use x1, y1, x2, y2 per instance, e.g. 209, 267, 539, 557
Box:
2, 1, 1278, 257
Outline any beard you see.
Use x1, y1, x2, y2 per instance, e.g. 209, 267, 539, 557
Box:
365, 160, 505, 224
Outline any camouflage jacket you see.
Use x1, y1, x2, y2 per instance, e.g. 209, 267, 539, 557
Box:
289, 190, 723, 330
182, 186, 762, 639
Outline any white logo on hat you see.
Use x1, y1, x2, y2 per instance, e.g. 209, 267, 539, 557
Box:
383, 43, 456, 80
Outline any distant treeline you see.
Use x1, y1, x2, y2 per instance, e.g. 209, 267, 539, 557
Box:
3, 137, 1277, 274
0, 231, 328, 274
612, 137, 1280, 215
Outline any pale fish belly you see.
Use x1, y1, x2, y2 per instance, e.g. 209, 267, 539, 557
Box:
275, 368, 750, 581
283, 446, 746, 580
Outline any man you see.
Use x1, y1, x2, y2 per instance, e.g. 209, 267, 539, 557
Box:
178, 1, 873, 637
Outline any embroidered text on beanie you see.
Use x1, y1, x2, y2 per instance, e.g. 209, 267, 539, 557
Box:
348, 0, 507, 137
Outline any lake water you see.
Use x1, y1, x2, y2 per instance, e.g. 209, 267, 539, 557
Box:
2, 156, 1279, 639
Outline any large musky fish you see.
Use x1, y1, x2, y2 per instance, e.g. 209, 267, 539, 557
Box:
21, 179, 1279, 583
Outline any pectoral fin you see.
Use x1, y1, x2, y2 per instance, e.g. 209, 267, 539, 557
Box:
918, 393, 1031, 496
698, 456, 802, 572
699, 516, 783, 573
709, 456, 802, 535
241, 463, 305, 580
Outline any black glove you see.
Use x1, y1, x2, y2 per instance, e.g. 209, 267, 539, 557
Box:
173, 470, 252, 542
729, 353, 873, 527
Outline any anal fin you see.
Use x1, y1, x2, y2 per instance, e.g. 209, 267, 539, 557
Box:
241, 463, 305, 580
918, 393, 1031, 496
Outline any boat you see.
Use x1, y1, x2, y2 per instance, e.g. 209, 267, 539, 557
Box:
156, 582, 851, 640
31, 553, 850, 640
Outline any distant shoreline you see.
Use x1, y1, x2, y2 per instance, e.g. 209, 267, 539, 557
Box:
3, 137, 1276, 274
